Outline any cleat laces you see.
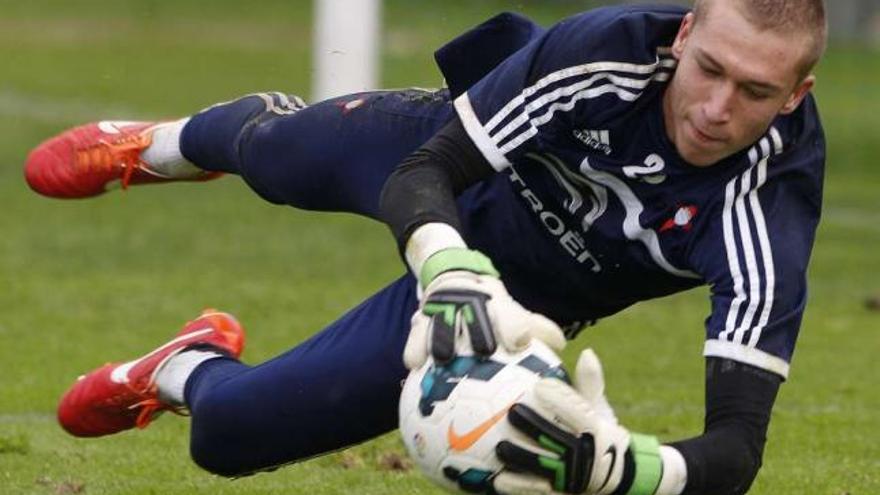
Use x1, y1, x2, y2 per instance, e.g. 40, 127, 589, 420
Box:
131, 397, 188, 429
132, 398, 165, 429
74, 132, 153, 190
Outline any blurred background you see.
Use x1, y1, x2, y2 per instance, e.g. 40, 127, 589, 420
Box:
628, 0, 880, 43
1, 1, 877, 494
312, 0, 880, 99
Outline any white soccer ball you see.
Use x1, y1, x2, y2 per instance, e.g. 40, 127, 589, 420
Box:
399, 340, 569, 491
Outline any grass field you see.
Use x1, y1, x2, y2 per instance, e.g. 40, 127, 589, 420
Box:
1, 1, 878, 493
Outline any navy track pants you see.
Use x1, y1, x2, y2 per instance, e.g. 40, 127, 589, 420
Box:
178, 90, 454, 475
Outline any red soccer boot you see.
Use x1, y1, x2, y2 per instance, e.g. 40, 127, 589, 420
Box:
24, 120, 221, 198
57, 309, 245, 437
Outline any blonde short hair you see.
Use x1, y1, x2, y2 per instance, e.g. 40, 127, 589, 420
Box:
692, 0, 827, 79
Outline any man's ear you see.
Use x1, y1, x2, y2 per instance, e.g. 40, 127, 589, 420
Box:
671, 12, 695, 59
780, 75, 815, 115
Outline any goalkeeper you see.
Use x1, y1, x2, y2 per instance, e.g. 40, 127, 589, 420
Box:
25, 1, 827, 494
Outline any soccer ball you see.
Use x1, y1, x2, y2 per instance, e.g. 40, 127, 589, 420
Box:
399, 340, 569, 491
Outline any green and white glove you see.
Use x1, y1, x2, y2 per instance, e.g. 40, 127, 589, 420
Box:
493, 350, 666, 495
403, 247, 566, 370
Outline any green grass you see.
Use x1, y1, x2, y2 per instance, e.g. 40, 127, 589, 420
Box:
1, 1, 878, 493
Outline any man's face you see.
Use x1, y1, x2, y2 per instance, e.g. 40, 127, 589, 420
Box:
663, 1, 815, 166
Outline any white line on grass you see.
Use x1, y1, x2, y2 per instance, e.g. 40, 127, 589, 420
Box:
0, 413, 54, 423
823, 206, 880, 233
0, 89, 138, 125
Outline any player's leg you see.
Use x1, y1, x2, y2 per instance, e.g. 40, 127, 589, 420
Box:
24, 89, 454, 220
179, 89, 454, 218
183, 275, 417, 476
57, 275, 417, 476
57, 309, 246, 437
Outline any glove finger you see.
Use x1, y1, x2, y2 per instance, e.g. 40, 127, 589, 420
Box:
507, 402, 582, 455
489, 300, 566, 354
573, 348, 605, 402
533, 378, 594, 433
522, 312, 567, 352
489, 302, 531, 352
569, 349, 617, 422
421, 295, 460, 364
463, 295, 497, 357
403, 313, 430, 370
492, 471, 560, 495
430, 312, 457, 364
496, 441, 564, 492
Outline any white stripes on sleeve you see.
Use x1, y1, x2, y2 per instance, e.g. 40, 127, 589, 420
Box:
454, 49, 676, 171
707, 127, 790, 378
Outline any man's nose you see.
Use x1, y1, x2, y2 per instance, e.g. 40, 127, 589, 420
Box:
703, 82, 735, 124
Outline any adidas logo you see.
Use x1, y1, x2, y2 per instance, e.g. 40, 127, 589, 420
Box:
573, 129, 612, 155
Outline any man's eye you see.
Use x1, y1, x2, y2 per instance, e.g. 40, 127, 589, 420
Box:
745, 88, 770, 100
699, 64, 721, 77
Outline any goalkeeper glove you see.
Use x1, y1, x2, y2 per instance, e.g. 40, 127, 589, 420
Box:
403, 247, 566, 370
493, 349, 669, 495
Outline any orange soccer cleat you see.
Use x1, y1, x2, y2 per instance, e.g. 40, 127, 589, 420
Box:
57, 309, 245, 437
24, 120, 220, 198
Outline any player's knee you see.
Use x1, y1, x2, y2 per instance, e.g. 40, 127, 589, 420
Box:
189, 424, 277, 477
189, 425, 307, 478
243, 113, 343, 211
188, 392, 306, 477
210, 91, 316, 205
189, 440, 246, 478
187, 396, 257, 477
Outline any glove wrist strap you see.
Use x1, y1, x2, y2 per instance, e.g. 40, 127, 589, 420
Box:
625, 433, 663, 495
420, 248, 499, 289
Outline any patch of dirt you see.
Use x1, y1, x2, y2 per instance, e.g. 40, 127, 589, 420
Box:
339, 452, 365, 469
34, 476, 85, 494
377, 451, 412, 472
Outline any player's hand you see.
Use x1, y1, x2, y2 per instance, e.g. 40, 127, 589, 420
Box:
493, 350, 663, 495
403, 248, 566, 370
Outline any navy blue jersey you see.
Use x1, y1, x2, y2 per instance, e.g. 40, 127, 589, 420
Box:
442, 5, 825, 378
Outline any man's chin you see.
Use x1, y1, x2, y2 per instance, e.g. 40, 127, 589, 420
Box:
678, 145, 721, 168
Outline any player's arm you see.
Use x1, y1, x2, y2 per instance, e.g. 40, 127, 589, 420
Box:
668, 101, 824, 493
493, 100, 825, 495
380, 117, 492, 256
379, 118, 566, 369
668, 357, 781, 495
